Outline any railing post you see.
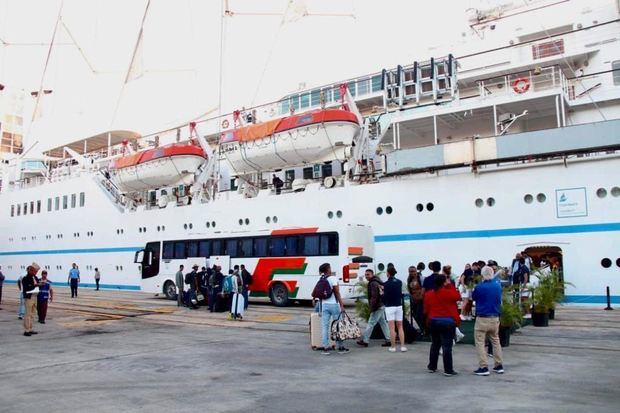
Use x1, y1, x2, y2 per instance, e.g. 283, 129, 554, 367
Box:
605, 286, 614, 310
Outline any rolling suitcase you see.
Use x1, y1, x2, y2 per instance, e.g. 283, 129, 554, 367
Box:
310, 302, 335, 350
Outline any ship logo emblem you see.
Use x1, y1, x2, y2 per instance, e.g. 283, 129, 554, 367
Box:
559, 193, 567, 202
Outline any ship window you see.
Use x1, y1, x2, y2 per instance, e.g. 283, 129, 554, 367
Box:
10, 205, 14, 217
332, 86, 341, 101
239, 219, 243, 226
475, 198, 484, 208
79, 192, 85, 207
532, 39, 564, 59
189, 223, 193, 229
211, 221, 216, 228
291, 95, 299, 112
245, 218, 250, 225
303, 167, 313, 179
537, 193, 546, 203
596, 188, 607, 198
310, 89, 321, 106
378, 263, 385, 271
328, 211, 334, 219
426, 202, 435, 211
71, 193, 76, 208
280, 98, 290, 115
601, 258, 612, 268
36, 200, 41, 213
272, 216, 278, 223
198, 240, 211, 257
23, 202, 27, 215
240, 238, 253, 257
265, 216, 271, 224
336, 210, 343, 218
616, 258, 620, 268
285, 236, 299, 256
357, 78, 370, 95
187, 241, 199, 257
254, 237, 268, 256
270, 237, 286, 257
386, 206, 393, 214
613, 61, 620, 85
47, 198, 52, 211
30, 201, 34, 214
174, 241, 186, 259
376, 207, 383, 215
371, 74, 382, 92
524, 194, 534, 204
55, 197, 59, 210
303, 234, 320, 256
184, 224, 188, 230
486, 198, 495, 207
63, 195, 68, 209
611, 187, 620, 197
416, 203, 424, 212
300, 92, 310, 109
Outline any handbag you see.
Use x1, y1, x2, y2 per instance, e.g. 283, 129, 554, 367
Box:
330, 311, 361, 341
196, 292, 205, 302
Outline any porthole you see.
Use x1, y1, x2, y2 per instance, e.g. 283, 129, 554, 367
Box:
206, 222, 211, 228
386, 206, 393, 214
336, 210, 343, 218
486, 197, 495, 207
426, 203, 434, 211
601, 258, 612, 268
157, 226, 161, 232
143, 227, 147, 232
416, 203, 424, 212
184, 224, 188, 230
266, 216, 271, 224
376, 207, 383, 215
596, 188, 607, 198
272, 216, 278, 224
245, 218, 250, 225
121, 229, 124, 234
328, 211, 334, 219
475, 198, 484, 208
616, 258, 620, 268
139, 228, 142, 233
188, 223, 193, 229
116, 229, 120, 234
161, 226, 165, 231
239, 219, 244, 226
212, 221, 216, 228
120, 266, 123, 271
378, 263, 385, 271
524, 194, 533, 204
611, 187, 620, 197
537, 193, 546, 203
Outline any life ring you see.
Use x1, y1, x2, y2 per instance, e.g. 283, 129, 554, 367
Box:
512, 77, 530, 94
221, 119, 229, 129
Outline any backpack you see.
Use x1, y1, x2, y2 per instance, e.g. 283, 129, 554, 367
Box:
223, 275, 233, 294
311, 275, 333, 300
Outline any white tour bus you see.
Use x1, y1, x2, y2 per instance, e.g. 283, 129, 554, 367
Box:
135, 224, 374, 306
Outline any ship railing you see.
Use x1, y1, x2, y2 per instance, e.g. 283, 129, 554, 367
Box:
476, 65, 564, 100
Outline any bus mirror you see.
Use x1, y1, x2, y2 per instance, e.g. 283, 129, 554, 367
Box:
342, 265, 350, 283
352, 255, 373, 264
134, 250, 144, 264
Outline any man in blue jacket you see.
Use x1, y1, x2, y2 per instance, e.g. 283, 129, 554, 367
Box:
472, 265, 504, 376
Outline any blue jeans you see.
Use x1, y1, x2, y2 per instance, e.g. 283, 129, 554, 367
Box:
242, 289, 249, 310
321, 302, 343, 349
18, 293, 25, 318
428, 318, 456, 373
362, 307, 390, 343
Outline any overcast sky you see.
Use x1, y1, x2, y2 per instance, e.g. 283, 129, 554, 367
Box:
0, 0, 489, 144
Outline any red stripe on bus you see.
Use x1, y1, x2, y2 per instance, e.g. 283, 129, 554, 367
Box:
270, 227, 319, 236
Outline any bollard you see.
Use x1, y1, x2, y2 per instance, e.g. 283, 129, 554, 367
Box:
604, 286, 614, 310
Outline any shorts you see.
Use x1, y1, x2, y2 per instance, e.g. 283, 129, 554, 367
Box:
384, 306, 403, 321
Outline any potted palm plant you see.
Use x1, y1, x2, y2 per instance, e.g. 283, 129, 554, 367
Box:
499, 287, 523, 346
530, 270, 555, 327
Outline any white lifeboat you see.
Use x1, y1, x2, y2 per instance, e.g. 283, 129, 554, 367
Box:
108, 143, 206, 192
218, 108, 360, 174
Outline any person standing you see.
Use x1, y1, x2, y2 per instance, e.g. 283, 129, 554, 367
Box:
185, 265, 200, 309
67, 263, 80, 298
357, 269, 390, 348
175, 265, 185, 307
422, 261, 442, 293
37, 270, 53, 324
94, 268, 101, 291
0, 267, 4, 310
22, 263, 42, 337
407, 266, 424, 333
17, 274, 25, 319
240, 264, 252, 310
382, 267, 407, 352
472, 266, 504, 375
459, 264, 474, 321
424, 274, 461, 376
318, 263, 349, 355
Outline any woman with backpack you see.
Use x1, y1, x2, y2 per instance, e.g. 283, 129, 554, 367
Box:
313, 263, 349, 355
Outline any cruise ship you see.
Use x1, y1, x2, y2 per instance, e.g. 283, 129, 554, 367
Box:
1, 0, 619, 305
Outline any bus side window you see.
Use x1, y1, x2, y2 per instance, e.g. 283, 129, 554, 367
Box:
320, 233, 339, 256
271, 237, 286, 257
285, 236, 299, 256
212, 239, 222, 256
199, 240, 211, 257
240, 238, 253, 257
174, 241, 186, 259
162, 242, 174, 260
254, 237, 268, 257
187, 241, 199, 257
226, 239, 238, 257
303, 234, 320, 256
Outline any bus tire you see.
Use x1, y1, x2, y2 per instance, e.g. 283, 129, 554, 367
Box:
163, 281, 177, 300
269, 283, 289, 307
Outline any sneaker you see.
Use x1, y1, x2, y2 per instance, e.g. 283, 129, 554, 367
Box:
400, 346, 408, 352
443, 371, 458, 377
427, 367, 437, 373
30, 331, 38, 335
321, 349, 331, 355
356, 340, 368, 347
474, 367, 490, 376
487, 353, 494, 358
23, 332, 32, 337
493, 364, 504, 374
18, 316, 23, 320
38, 320, 46, 324
337, 347, 350, 354
381, 341, 392, 347
455, 330, 465, 342
388, 347, 396, 353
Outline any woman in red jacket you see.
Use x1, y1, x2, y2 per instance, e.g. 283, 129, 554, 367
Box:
423, 274, 461, 376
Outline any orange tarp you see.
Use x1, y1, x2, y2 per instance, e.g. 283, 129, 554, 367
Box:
234, 118, 282, 142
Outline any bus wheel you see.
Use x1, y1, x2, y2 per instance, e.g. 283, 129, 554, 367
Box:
269, 283, 289, 307
163, 281, 177, 300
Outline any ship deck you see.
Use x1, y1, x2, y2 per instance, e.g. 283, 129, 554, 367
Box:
1, 285, 618, 412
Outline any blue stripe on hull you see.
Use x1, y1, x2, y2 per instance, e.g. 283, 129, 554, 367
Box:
375, 222, 620, 242
563, 295, 620, 304
0, 246, 142, 256
2, 280, 141, 291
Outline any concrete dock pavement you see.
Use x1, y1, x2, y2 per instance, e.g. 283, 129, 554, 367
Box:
1, 285, 619, 412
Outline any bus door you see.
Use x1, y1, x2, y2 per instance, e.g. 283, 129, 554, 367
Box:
135, 241, 160, 279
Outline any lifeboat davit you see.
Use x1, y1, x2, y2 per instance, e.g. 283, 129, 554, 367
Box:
108, 143, 206, 192
218, 108, 360, 174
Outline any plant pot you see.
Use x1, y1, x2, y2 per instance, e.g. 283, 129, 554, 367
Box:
531, 311, 549, 327
548, 308, 555, 320
499, 327, 511, 347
